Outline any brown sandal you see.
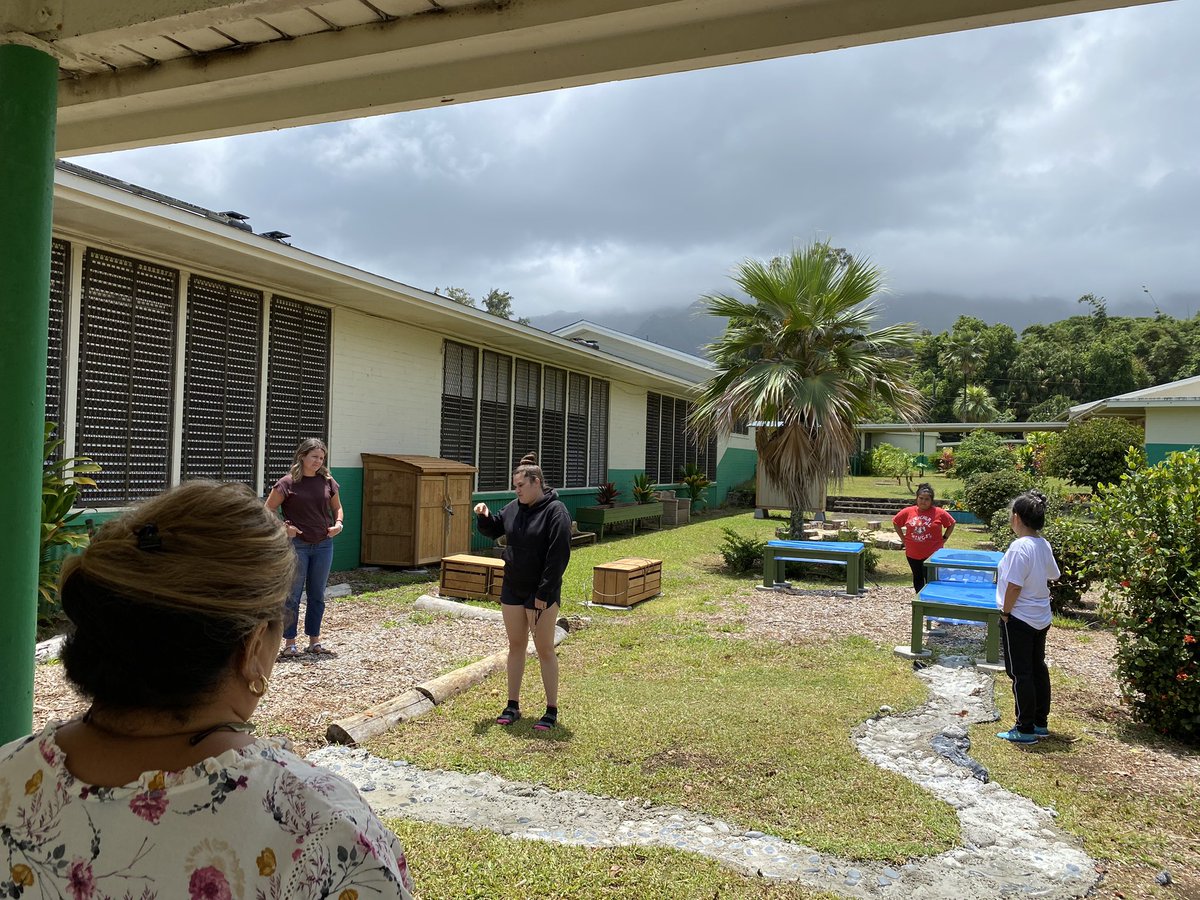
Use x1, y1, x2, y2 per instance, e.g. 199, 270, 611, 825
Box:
307, 642, 335, 656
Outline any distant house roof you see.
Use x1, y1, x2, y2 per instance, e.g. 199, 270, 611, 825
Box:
551, 320, 714, 385
1069, 375, 1200, 420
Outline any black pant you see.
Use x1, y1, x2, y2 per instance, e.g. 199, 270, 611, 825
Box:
1000, 614, 1051, 733
906, 556, 927, 593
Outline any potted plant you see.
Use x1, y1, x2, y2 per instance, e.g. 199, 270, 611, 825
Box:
40, 421, 100, 623
595, 482, 620, 507
679, 463, 712, 513
631, 472, 656, 503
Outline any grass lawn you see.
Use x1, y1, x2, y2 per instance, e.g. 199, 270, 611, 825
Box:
348, 508, 1196, 898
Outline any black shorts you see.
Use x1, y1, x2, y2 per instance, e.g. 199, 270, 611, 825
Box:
501, 592, 560, 610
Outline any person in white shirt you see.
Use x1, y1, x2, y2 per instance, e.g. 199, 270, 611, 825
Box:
994, 489, 1061, 744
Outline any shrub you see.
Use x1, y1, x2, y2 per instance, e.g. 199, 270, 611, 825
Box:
1084, 450, 1200, 743
870, 443, 917, 490
949, 431, 1013, 480
963, 469, 1033, 524
1043, 417, 1145, 491
988, 496, 1095, 615
595, 482, 620, 505
935, 448, 955, 473
40, 422, 100, 622
631, 472, 655, 503
718, 527, 766, 574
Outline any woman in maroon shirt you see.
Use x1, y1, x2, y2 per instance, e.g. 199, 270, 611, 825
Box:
266, 438, 344, 657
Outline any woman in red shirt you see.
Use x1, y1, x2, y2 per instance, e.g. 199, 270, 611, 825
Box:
892, 483, 956, 593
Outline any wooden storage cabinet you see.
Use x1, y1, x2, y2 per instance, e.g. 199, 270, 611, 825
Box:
440, 554, 505, 601
592, 557, 663, 607
360, 455, 477, 566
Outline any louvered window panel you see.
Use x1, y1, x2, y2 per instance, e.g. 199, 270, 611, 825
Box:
705, 433, 719, 482
565, 372, 589, 488
183, 276, 263, 485
588, 379, 609, 487
684, 400, 700, 470
478, 351, 512, 490
659, 394, 674, 483
672, 397, 687, 482
263, 297, 331, 488
439, 341, 478, 468
645, 392, 661, 483
46, 239, 70, 451
511, 359, 541, 471
541, 367, 566, 488
76, 248, 177, 506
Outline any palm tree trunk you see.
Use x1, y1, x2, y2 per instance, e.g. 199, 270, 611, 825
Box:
790, 505, 805, 540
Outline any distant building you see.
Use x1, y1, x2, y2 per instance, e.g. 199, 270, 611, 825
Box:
1070, 375, 1200, 464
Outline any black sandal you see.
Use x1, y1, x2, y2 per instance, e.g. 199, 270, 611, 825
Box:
534, 707, 558, 731
496, 703, 521, 726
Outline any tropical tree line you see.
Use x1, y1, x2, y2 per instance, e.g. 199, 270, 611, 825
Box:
907, 302, 1200, 423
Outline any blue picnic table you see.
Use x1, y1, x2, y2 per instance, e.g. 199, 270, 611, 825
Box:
910, 549, 1003, 664
762, 539, 867, 596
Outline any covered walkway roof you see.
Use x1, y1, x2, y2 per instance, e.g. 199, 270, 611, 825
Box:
0, 0, 1170, 155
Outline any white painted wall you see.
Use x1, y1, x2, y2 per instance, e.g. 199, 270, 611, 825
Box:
869, 431, 923, 454
329, 310, 443, 467
609, 381, 648, 469
1145, 407, 1200, 445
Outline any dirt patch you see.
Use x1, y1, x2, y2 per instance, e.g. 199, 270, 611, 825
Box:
33, 580, 506, 757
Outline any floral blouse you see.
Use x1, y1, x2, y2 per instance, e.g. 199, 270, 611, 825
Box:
0, 722, 415, 899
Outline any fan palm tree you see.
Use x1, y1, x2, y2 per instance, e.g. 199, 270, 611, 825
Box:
691, 243, 924, 536
939, 333, 983, 411
953, 384, 1001, 423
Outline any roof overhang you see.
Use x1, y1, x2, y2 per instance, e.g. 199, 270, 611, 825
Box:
52, 165, 698, 393
856, 421, 1071, 432
1069, 397, 1200, 420
0, 0, 1171, 156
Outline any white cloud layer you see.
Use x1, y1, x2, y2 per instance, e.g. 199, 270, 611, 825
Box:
75, 1, 1200, 329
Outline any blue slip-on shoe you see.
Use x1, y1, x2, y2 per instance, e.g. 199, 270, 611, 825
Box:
1034, 726, 1050, 737
996, 728, 1039, 744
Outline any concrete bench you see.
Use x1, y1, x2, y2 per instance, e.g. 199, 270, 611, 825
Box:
762, 539, 867, 595
909, 581, 1002, 664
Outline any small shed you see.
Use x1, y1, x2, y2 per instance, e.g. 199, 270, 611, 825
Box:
360, 454, 477, 566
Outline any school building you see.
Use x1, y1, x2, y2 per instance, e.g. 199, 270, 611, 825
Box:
47, 162, 757, 571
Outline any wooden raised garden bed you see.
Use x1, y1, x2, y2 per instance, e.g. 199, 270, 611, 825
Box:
574, 501, 663, 540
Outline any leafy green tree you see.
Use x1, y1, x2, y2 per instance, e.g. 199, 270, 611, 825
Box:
1044, 416, 1145, 491
870, 443, 918, 490
482, 288, 515, 319
949, 430, 1012, 480
940, 331, 982, 413
437, 286, 476, 307
1027, 394, 1074, 421
692, 242, 923, 536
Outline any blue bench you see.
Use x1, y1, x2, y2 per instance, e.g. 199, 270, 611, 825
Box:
763, 539, 866, 595
910, 581, 1002, 664
923, 548, 1002, 584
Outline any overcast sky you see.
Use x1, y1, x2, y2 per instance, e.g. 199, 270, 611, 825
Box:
74, 0, 1200, 332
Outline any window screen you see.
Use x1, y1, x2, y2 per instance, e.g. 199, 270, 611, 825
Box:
440, 340, 478, 468
183, 276, 263, 485
644, 392, 661, 483
263, 296, 331, 488
511, 359, 541, 471
588, 379, 609, 487
541, 367, 566, 488
76, 248, 178, 506
478, 350, 512, 490
565, 373, 589, 488
46, 238, 70, 449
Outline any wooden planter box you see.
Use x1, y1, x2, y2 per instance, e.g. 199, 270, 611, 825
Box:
575, 501, 663, 540
592, 557, 663, 607
440, 554, 505, 601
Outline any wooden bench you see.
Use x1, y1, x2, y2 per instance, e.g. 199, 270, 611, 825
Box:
574, 501, 664, 540
910, 581, 1002, 664
762, 539, 867, 595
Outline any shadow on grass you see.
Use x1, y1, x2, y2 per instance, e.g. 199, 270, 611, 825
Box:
473, 716, 576, 743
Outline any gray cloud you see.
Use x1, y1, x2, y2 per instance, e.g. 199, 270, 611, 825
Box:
75, 1, 1199, 329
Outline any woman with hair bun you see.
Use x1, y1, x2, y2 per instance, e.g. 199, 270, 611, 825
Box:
0, 480, 415, 898
892, 482, 956, 593
995, 489, 1061, 744
474, 451, 572, 731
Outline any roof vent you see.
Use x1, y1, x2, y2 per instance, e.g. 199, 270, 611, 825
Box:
570, 337, 600, 350
219, 210, 253, 232
260, 230, 291, 242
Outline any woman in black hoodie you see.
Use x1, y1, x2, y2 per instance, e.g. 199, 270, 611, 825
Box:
474, 452, 572, 731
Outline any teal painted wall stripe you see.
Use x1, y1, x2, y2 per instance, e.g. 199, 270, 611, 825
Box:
714, 446, 757, 506
1146, 443, 1199, 465
330, 466, 363, 571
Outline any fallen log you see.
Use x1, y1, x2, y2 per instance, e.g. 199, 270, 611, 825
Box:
325, 625, 569, 745
414, 594, 502, 620
325, 689, 434, 746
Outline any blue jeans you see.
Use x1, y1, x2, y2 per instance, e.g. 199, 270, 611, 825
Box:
283, 537, 335, 640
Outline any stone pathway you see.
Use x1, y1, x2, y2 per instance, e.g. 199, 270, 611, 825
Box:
308, 659, 1098, 898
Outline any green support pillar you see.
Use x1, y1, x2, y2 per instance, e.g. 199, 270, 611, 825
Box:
0, 43, 58, 744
